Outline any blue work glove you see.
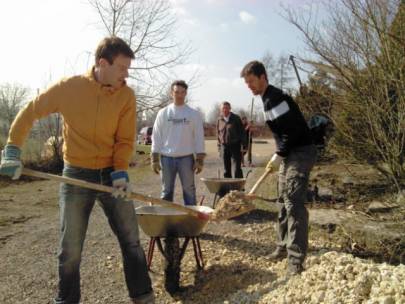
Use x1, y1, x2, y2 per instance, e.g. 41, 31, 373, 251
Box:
110, 170, 133, 198
0, 145, 23, 180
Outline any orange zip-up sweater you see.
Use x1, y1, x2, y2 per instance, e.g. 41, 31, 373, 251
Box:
8, 68, 136, 171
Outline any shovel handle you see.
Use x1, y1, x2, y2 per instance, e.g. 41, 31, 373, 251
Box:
246, 194, 277, 203
248, 168, 272, 195
21, 168, 209, 220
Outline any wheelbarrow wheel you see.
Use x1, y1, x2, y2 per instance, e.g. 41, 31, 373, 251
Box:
164, 236, 181, 294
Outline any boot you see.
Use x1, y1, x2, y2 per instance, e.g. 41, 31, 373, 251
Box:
131, 291, 155, 304
286, 263, 304, 276
268, 247, 287, 261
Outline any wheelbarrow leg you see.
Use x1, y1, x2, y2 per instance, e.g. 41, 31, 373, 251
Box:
192, 237, 204, 269
147, 237, 156, 270
213, 193, 218, 208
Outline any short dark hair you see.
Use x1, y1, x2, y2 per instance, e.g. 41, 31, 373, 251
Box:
95, 36, 134, 65
221, 101, 231, 108
240, 60, 268, 81
171, 80, 188, 91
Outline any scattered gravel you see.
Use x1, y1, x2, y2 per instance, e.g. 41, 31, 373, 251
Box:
222, 251, 405, 304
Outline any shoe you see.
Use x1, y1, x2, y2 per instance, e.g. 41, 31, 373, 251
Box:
287, 263, 304, 276
131, 291, 155, 304
268, 247, 287, 261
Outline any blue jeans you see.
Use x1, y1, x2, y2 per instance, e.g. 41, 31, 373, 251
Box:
54, 165, 152, 304
160, 155, 196, 205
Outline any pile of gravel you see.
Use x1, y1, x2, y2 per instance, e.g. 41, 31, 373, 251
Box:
224, 251, 405, 304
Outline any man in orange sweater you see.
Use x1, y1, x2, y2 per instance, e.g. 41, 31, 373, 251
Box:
0, 37, 154, 304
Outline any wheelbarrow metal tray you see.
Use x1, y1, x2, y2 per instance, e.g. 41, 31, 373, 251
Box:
200, 177, 246, 194
135, 205, 213, 237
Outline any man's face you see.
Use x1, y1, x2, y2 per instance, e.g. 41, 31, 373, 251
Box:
221, 104, 231, 117
171, 85, 187, 104
100, 54, 131, 89
243, 73, 267, 96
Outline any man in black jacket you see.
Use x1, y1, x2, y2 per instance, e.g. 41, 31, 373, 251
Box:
241, 60, 317, 275
217, 101, 245, 178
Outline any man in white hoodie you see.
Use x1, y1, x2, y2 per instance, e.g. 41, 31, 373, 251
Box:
150, 80, 205, 205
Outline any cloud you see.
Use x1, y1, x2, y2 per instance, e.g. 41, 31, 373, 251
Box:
239, 11, 256, 24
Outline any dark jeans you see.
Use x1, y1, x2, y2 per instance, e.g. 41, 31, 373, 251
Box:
54, 165, 152, 304
221, 143, 243, 178
276, 145, 317, 265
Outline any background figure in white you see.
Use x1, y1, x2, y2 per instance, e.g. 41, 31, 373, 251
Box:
151, 80, 205, 205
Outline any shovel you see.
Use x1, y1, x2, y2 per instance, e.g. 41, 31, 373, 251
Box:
21, 168, 211, 220
212, 168, 276, 220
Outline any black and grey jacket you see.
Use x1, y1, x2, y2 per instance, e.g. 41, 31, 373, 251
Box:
262, 85, 313, 157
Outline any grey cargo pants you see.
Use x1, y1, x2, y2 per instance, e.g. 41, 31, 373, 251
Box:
276, 144, 317, 265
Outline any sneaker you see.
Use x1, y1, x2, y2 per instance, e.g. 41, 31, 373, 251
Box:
268, 247, 287, 261
287, 263, 304, 276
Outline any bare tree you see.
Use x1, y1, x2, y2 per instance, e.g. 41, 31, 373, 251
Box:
38, 113, 63, 164
88, 0, 193, 113
206, 102, 221, 125
0, 83, 29, 137
283, 0, 405, 191
262, 52, 295, 90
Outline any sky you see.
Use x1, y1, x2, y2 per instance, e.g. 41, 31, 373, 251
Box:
0, 0, 313, 115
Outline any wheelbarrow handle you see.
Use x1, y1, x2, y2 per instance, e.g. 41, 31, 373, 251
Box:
248, 168, 272, 195
21, 168, 210, 220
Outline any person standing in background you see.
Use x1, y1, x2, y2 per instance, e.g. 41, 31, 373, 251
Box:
216, 101, 245, 178
151, 80, 205, 205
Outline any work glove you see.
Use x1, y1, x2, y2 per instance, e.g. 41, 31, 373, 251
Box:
151, 153, 161, 174
0, 144, 23, 180
110, 170, 132, 198
266, 153, 284, 172
193, 153, 205, 174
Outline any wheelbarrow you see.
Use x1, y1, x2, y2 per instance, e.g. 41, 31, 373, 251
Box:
200, 177, 246, 208
136, 205, 213, 294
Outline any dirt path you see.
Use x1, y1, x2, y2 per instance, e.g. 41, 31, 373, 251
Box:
0, 140, 274, 304
2, 139, 403, 303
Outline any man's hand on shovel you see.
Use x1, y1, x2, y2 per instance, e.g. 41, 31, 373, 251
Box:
266, 153, 283, 172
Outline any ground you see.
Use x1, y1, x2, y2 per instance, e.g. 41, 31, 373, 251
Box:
0, 140, 404, 303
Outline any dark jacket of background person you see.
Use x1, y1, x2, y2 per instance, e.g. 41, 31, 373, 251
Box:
217, 112, 245, 146
216, 112, 245, 179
